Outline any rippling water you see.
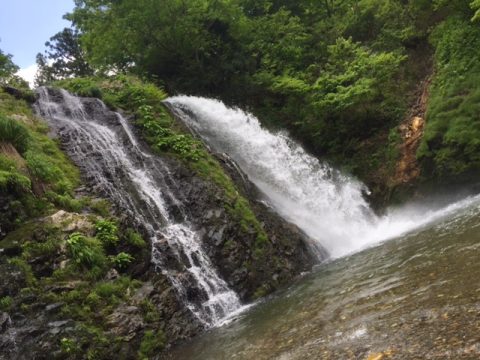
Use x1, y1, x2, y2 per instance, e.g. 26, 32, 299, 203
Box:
168, 197, 480, 359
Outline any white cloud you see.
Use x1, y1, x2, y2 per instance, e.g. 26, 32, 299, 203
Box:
16, 64, 38, 88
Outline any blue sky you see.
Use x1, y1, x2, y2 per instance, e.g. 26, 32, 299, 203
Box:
0, 0, 74, 84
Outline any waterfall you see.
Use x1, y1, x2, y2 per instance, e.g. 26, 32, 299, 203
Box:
166, 96, 478, 259
35, 88, 242, 327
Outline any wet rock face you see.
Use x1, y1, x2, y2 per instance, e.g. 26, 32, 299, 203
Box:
0, 87, 320, 358
164, 154, 317, 301
39, 88, 317, 303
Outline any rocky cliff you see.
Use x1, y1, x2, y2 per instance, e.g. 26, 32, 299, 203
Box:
0, 79, 319, 359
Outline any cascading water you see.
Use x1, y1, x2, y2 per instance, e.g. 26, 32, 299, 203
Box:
166, 96, 479, 259
35, 88, 242, 327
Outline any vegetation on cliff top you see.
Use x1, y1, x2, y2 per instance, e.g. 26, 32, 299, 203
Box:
33, 0, 480, 201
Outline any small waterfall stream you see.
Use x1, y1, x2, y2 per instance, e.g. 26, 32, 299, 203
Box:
35, 88, 242, 327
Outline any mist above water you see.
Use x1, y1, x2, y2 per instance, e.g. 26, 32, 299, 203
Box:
166, 96, 479, 259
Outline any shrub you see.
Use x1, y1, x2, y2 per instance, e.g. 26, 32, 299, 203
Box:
55, 78, 103, 99
111, 252, 134, 270
95, 219, 119, 247
0, 114, 30, 154
66, 232, 106, 270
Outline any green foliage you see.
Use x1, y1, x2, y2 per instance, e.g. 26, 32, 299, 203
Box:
66, 232, 107, 272
0, 296, 13, 311
0, 170, 31, 192
138, 330, 166, 359
25, 151, 63, 182
95, 219, 119, 247
110, 252, 134, 270
0, 47, 19, 85
0, 114, 30, 154
418, 17, 480, 180
125, 228, 147, 248
140, 299, 161, 323
65, 0, 480, 189
94, 277, 140, 301
53, 77, 103, 98
36, 27, 94, 86
0, 88, 81, 234
60, 337, 79, 355
90, 199, 111, 217
473, 0, 480, 21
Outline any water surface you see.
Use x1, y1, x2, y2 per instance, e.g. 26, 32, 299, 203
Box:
168, 197, 480, 359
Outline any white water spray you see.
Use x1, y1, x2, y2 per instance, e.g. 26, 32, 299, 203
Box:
166, 96, 480, 258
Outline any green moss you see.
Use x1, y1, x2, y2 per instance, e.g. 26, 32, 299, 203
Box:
90, 199, 111, 217
8, 257, 36, 286
140, 299, 161, 323
60, 337, 79, 355
252, 285, 269, 300
138, 330, 166, 359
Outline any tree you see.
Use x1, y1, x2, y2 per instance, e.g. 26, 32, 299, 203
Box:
67, 0, 251, 95
35, 27, 93, 85
0, 46, 19, 85
472, 0, 480, 21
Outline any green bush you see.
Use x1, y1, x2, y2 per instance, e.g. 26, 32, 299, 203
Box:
0, 114, 30, 154
95, 219, 119, 246
55, 78, 103, 98
66, 232, 107, 270
110, 252, 134, 270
